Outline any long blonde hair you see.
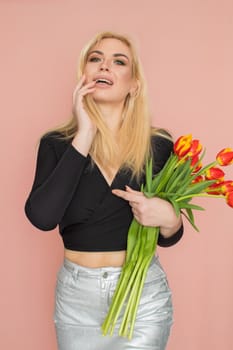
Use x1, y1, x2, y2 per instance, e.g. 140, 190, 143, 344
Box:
44, 31, 169, 179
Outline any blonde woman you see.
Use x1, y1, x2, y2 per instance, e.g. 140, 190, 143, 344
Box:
25, 31, 183, 350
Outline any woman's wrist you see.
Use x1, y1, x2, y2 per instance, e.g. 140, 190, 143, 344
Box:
159, 214, 182, 238
154, 198, 182, 237
72, 130, 95, 156
149, 197, 182, 237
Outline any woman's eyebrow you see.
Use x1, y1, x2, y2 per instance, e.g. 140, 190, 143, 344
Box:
88, 50, 129, 61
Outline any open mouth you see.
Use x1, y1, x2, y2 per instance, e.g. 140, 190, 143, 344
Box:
95, 78, 113, 85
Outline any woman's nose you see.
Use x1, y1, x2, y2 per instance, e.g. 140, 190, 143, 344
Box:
99, 60, 110, 71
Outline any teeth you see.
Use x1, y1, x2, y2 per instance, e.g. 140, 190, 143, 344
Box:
96, 78, 113, 85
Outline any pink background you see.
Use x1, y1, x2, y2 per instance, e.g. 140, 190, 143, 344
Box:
1, 1, 233, 349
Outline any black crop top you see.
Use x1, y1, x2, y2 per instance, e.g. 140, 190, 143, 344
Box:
24, 132, 183, 251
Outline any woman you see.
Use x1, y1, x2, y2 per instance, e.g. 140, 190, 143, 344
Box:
25, 31, 183, 350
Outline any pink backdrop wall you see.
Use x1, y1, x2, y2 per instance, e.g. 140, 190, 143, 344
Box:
1, 1, 233, 349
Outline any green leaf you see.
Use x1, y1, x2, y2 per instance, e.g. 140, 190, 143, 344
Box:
182, 179, 215, 196
178, 202, 205, 211
145, 158, 153, 193
165, 158, 193, 193
152, 154, 178, 194
143, 191, 154, 198
169, 199, 181, 217
181, 209, 200, 232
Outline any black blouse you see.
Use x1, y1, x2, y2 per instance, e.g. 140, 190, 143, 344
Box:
25, 132, 183, 251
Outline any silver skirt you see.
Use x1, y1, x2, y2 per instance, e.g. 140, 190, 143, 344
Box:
54, 255, 173, 350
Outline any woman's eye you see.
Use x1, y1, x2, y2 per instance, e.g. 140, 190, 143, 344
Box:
88, 56, 101, 62
114, 60, 126, 66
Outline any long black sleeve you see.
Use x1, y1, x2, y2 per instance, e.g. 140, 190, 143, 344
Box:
25, 134, 88, 230
158, 224, 183, 247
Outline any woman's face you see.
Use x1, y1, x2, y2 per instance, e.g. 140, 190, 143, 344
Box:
84, 38, 137, 105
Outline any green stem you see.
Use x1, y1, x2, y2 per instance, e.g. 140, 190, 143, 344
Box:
123, 227, 159, 339
128, 255, 153, 340
102, 261, 135, 334
119, 256, 144, 337
118, 237, 146, 336
102, 225, 143, 335
176, 193, 225, 202
108, 255, 146, 336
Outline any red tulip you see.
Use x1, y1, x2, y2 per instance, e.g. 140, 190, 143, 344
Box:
187, 139, 202, 158
174, 134, 192, 157
192, 175, 203, 184
206, 183, 222, 195
219, 180, 233, 195
191, 155, 202, 173
207, 180, 233, 195
205, 167, 225, 181
226, 191, 233, 208
216, 148, 233, 166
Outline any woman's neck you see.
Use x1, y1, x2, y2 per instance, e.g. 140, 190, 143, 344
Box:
97, 102, 124, 134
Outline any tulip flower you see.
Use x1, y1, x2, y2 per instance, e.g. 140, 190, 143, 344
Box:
174, 134, 192, 157
221, 180, 233, 195
205, 167, 225, 181
226, 191, 233, 208
206, 182, 223, 195
192, 175, 203, 184
187, 139, 202, 158
216, 148, 233, 166
191, 155, 202, 173
206, 180, 233, 195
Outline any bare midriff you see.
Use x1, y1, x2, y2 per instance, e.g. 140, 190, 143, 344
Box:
64, 249, 126, 268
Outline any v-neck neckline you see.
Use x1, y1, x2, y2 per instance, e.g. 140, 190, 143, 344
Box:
95, 163, 119, 188
89, 156, 120, 188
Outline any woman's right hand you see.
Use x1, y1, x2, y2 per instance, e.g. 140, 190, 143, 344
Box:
72, 75, 97, 134
72, 75, 97, 155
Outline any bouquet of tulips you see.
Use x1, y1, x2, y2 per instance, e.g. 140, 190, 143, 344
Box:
102, 134, 233, 339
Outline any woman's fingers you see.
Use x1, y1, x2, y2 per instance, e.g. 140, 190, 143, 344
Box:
125, 185, 144, 196
73, 77, 96, 103
72, 75, 86, 100
112, 189, 144, 212
112, 189, 139, 203
74, 74, 86, 89
112, 188, 150, 225
71, 75, 97, 139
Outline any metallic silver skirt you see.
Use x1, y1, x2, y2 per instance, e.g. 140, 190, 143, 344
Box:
54, 255, 173, 350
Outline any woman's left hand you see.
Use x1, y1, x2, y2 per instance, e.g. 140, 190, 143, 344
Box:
112, 186, 182, 238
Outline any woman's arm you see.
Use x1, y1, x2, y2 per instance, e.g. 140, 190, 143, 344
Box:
24, 134, 88, 231
25, 76, 97, 231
